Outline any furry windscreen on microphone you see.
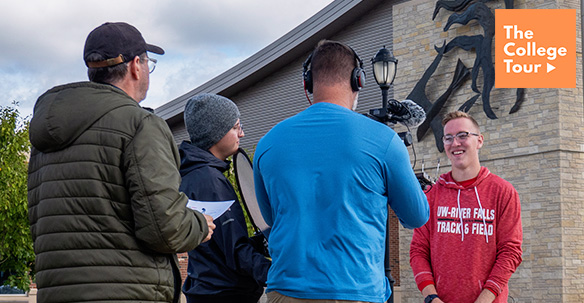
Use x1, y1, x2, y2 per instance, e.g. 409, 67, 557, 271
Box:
399, 99, 426, 128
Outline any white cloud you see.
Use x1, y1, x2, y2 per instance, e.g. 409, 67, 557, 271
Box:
0, 0, 332, 118
143, 53, 247, 109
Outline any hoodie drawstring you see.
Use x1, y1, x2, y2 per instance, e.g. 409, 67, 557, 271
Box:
474, 187, 489, 243
457, 187, 489, 243
457, 189, 464, 242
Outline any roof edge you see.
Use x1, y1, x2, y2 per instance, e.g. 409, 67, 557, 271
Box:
156, 0, 382, 121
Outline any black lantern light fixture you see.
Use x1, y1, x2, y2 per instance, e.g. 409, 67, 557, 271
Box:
368, 48, 413, 147
372, 46, 398, 89
370, 46, 398, 120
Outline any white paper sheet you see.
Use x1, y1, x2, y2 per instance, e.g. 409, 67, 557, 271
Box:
186, 199, 235, 219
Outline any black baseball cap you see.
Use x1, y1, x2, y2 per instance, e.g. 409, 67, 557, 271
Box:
84, 22, 164, 68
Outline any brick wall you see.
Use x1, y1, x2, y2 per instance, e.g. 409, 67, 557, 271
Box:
178, 252, 189, 283
389, 210, 401, 286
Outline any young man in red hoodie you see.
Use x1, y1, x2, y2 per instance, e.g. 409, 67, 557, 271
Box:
410, 111, 523, 303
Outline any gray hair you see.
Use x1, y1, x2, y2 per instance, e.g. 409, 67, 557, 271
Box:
86, 53, 146, 84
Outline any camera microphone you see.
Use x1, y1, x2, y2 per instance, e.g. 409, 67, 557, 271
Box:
369, 99, 426, 128
393, 99, 426, 128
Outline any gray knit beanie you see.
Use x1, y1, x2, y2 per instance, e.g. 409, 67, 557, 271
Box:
184, 93, 240, 150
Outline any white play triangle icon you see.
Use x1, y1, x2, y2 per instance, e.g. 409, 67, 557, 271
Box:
547, 63, 556, 73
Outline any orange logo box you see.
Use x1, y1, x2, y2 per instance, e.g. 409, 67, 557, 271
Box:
495, 9, 576, 88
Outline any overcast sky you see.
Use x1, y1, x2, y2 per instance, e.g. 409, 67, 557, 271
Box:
1, 0, 333, 120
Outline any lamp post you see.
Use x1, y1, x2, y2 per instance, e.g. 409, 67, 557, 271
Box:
370, 46, 398, 122
371, 46, 398, 303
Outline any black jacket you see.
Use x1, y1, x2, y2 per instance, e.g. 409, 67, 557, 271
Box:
178, 142, 270, 303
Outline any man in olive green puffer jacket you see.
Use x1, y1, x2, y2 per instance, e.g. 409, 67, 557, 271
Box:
27, 22, 215, 303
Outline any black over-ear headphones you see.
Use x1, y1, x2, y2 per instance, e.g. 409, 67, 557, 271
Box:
302, 46, 366, 94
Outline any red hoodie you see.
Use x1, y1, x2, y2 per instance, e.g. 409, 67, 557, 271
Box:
410, 167, 522, 302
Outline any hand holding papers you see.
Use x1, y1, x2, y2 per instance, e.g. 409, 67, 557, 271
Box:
202, 214, 216, 243
186, 199, 235, 219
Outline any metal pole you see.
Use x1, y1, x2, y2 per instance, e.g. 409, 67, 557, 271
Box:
381, 86, 389, 114
385, 205, 395, 303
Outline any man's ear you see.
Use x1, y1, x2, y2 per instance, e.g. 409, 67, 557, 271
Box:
128, 56, 142, 80
477, 133, 484, 150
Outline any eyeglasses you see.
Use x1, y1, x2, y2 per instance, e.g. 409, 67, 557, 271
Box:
234, 122, 244, 135
442, 131, 479, 145
142, 57, 157, 73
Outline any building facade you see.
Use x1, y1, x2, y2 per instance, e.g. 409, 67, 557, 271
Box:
159, 0, 584, 301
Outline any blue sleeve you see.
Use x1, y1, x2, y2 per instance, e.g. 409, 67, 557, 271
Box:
253, 148, 274, 228
384, 135, 429, 229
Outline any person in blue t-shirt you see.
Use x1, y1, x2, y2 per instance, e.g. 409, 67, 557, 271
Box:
253, 40, 430, 303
